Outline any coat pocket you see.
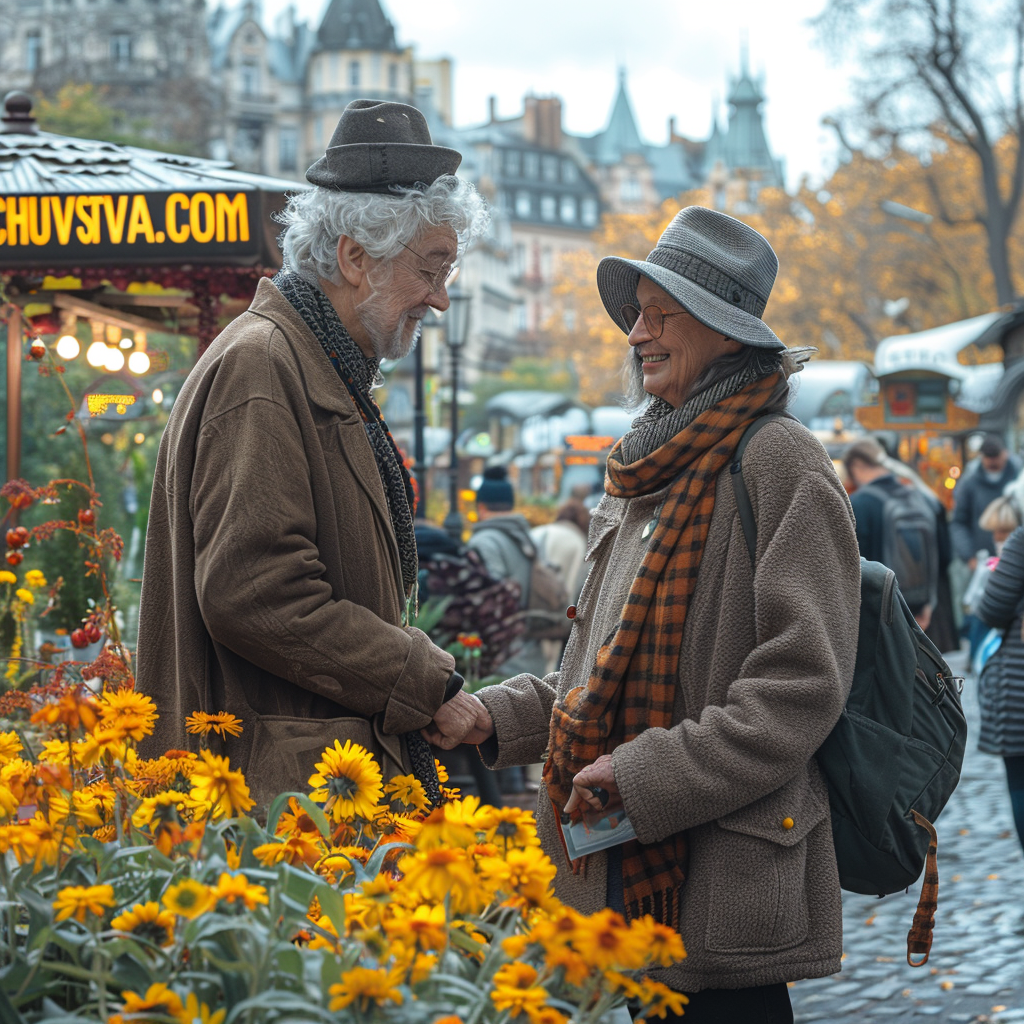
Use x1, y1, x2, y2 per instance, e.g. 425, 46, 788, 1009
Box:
704, 775, 829, 954
246, 713, 406, 807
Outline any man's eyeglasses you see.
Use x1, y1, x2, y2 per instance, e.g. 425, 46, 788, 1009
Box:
399, 241, 460, 294
620, 303, 690, 340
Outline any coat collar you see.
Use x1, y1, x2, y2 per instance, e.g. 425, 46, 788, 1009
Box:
249, 277, 362, 423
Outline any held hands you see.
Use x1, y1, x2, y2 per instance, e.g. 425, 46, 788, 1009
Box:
420, 689, 495, 750
564, 753, 622, 817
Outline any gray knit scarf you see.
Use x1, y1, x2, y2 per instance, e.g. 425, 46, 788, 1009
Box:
620, 350, 783, 464
274, 272, 418, 595
274, 271, 443, 807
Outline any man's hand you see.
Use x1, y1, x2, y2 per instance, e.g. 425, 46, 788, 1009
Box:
421, 690, 495, 750
563, 753, 622, 816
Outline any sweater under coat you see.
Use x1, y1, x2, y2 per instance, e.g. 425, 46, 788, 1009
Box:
477, 416, 861, 992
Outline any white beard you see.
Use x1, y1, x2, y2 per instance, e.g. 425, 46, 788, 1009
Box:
357, 295, 422, 362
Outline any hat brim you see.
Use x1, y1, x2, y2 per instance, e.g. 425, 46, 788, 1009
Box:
306, 142, 463, 192
596, 255, 785, 351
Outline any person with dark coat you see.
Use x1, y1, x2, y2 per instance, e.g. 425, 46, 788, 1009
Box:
135, 100, 492, 807
975, 523, 1024, 860
953, 434, 1021, 656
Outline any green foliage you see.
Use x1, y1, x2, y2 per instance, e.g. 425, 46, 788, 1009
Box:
33, 84, 201, 157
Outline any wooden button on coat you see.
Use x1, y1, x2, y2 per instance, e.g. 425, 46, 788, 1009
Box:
782, 817, 795, 830
566, 605, 577, 619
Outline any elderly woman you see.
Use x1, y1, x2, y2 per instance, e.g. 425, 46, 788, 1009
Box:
447, 207, 861, 1023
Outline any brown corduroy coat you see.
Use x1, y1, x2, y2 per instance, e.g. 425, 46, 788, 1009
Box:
477, 416, 861, 992
135, 279, 455, 807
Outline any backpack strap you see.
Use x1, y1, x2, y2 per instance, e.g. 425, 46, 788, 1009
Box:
729, 413, 789, 565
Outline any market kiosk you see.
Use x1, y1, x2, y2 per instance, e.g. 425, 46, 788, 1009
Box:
0, 90, 301, 481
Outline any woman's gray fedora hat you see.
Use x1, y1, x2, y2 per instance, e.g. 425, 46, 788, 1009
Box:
596, 206, 784, 351
306, 99, 462, 194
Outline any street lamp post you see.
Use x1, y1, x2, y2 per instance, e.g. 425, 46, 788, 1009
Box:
442, 285, 471, 541
412, 337, 428, 515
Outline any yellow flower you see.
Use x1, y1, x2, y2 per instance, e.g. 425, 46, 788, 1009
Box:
308, 739, 383, 821
478, 846, 558, 910
188, 750, 254, 819
116, 983, 185, 1022
133, 790, 189, 830
182, 993, 227, 1024
481, 806, 541, 848
384, 773, 431, 812
13, 588, 33, 605
634, 979, 689, 1020
212, 871, 268, 910
415, 800, 480, 851
52, 883, 116, 923
0, 731, 22, 764
162, 879, 215, 919
185, 710, 244, 739
0, 785, 17, 821
275, 796, 322, 837
97, 689, 158, 742
383, 903, 448, 951
0, 570, 16, 585
110, 901, 176, 947
630, 914, 686, 968
23, 569, 46, 588
14, 812, 77, 871
327, 966, 404, 1012
573, 908, 648, 971
76, 726, 130, 767
490, 962, 548, 1018
252, 833, 322, 868
397, 848, 484, 914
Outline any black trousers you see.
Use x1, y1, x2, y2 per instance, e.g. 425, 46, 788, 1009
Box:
629, 982, 794, 1024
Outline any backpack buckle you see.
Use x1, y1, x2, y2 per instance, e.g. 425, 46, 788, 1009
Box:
952, 675, 964, 695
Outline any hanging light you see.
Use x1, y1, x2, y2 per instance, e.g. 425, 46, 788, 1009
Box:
104, 347, 125, 372
152, 388, 164, 404
128, 350, 150, 374
55, 334, 80, 359
119, 336, 133, 350
86, 341, 108, 367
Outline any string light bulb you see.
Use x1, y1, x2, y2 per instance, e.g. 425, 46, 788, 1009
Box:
103, 347, 125, 372
128, 350, 150, 374
86, 341, 108, 367
55, 334, 80, 360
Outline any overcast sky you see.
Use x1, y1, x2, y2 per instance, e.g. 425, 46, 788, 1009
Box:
274, 0, 855, 190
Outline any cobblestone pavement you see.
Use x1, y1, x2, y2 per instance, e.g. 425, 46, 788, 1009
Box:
790, 649, 1024, 1022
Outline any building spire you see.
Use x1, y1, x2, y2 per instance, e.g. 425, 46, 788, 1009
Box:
595, 67, 644, 164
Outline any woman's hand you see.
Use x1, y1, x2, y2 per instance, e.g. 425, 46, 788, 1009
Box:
564, 753, 622, 816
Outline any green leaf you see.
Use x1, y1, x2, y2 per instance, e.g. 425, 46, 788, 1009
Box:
364, 840, 414, 879
292, 794, 331, 842
265, 790, 304, 835
0, 986, 25, 1024
224, 991, 335, 1024
309, 879, 346, 936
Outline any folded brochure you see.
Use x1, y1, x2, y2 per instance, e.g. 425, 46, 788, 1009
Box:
560, 805, 637, 859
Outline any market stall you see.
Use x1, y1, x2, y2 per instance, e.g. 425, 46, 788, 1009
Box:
0, 89, 303, 480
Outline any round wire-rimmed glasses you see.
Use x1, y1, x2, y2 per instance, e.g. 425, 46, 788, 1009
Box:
399, 241, 460, 294
620, 303, 690, 339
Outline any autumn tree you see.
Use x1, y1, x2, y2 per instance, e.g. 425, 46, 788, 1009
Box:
814, 0, 1024, 305
549, 140, 1018, 405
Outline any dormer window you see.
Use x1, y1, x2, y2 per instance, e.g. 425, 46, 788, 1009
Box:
240, 59, 260, 97
349, 60, 360, 87
25, 30, 41, 72
110, 32, 131, 64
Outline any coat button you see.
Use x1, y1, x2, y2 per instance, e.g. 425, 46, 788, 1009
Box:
566, 605, 577, 619
782, 817, 795, 830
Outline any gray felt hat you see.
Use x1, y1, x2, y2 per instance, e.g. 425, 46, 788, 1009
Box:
596, 206, 784, 350
306, 99, 462, 193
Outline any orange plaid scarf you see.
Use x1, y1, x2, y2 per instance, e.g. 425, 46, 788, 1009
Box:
543, 373, 782, 929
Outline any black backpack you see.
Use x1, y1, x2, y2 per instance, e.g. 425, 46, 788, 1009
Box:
730, 416, 967, 965
860, 479, 939, 612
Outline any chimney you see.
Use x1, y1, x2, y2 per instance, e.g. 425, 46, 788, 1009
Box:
536, 97, 562, 150
522, 95, 538, 144
668, 116, 676, 140
488, 95, 497, 123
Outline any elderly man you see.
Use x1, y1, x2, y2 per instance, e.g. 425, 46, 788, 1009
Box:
136, 100, 492, 807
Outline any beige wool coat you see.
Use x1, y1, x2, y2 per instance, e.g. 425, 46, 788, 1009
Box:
477, 416, 861, 992
136, 279, 455, 807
